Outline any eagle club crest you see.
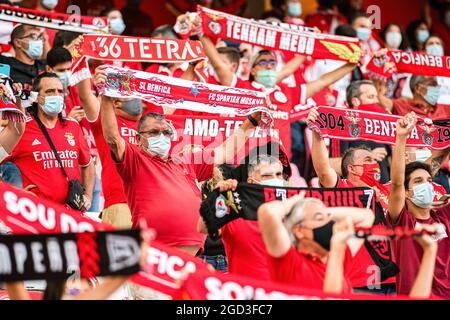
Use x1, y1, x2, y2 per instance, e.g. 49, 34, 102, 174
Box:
65, 132, 75, 146
419, 119, 436, 146
345, 110, 362, 138
215, 194, 229, 218
208, 20, 222, 35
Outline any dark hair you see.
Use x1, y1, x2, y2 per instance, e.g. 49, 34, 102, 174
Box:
404, 162, 432, 189
30, 72, 67, 126
406, 19, 428, 51
335, 24, 357, 37
138, 112, 166, 132
341, 146, 372, 178
151, 24, 181, 39
99, 8, 120, 17
217, 46, 240, 65
349, 11, 369, 26
10, 24, 27, 49
47, 47, 72, 68
379, 23, 409, 51
318, 0, 337, 10
346, 80, 375, 108
52, 30, 82, 48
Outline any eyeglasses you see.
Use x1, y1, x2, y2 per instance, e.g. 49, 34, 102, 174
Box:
255, 59, 276, 67
139, 128, 173, 138
19, 33, 44, 41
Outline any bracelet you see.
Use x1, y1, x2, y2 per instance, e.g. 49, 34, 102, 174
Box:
247, 114, 259, 127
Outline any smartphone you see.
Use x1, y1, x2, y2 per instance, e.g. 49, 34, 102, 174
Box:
0, 63, 10, 77
438, 194, 450, 201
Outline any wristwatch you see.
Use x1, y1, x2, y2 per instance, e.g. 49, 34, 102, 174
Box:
247, 114, 259, 127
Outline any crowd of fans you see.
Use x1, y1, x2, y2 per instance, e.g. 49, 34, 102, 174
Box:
0, 0, 449, 300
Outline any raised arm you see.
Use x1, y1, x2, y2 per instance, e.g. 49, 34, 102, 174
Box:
276, 55, 306, 83
257, 193, 304, 258
0, 83, 25, 156
101, 95, 126, 162
426, 147, 450, 178
306, 107, 338, 187
305, 63, 356, 100
388, 112, 417, 224
76, 66, 105, 122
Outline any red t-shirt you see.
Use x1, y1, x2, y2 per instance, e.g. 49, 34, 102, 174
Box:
391, 206, 450, 297
246, 81, 307, 159
4, 117, 91, 205
221, 219, 270, 281
392, 99, 450, 120
336, 178, 396, 287
90, 114, 138, 209
268, 245, 353, 293
115, 143, 214, 247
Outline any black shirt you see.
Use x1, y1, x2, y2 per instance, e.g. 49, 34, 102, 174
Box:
0, 55, 46, 88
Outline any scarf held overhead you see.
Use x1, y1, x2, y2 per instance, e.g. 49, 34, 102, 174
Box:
0, 5, 108, 34
70, 35, 208, 85
200, 183, 374, 239
0, 229, 141, 281
366, 50, 450, 78
99, 66, 273, 128
198, 6, 361, 63
308, 106, 450, 150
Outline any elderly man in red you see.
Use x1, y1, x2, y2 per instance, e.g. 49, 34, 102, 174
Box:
101, 94, 262, 256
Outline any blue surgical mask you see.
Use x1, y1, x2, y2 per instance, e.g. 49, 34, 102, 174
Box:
256, 69, 278, 88
41, 0, 58, 10
415, 149, 432, 162
260, 178, 285, 187
426, 44, 444, 56
288, 2, 302, 17
417, 30, 429, 43
423, 85, 441, 106
26, 40, 43, 60
385, 31, 402, 49
410, 182, 434, 208
110, 18, 126, 35
121, 99, 142, 116
42, 95, 64, 116
147, 133, 171, 157
357, 27, 371, 42
55, 71, 71, 92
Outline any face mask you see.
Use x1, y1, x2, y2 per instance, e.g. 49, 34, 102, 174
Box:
55, 71, 71, 92
259, 178, 285, 187
312, 220, 335, 251
354, 163, 381, 186
110, 18, 126, 35
417, 30, 429, 43
25, 40, 43, 60
426, 44, 444, 56
385, 31, 402, 48
410, 182, 434, 208
288, 2, 302, 17
41, 0, 58, 10
42, 95, 64, 116
121, 99, 143, 116
356, 27, 371, 42
256, 69, 278, 88
147, 133, 171, 158
423, 85, 441, 106
415, 149, 432, 162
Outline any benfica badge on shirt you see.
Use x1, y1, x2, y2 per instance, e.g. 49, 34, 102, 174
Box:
215, 194, 229, 218
65, 132, 75, 147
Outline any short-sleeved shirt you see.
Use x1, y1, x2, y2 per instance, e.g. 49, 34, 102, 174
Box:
393, 98, 450, 120
221, 219, 270, 281
268, 245, 353, 293
391, 206, 450, 297
3, 117, 91, 205
0, 55, 46, 88
90, 114, 138, 209
115, 142, 214, 248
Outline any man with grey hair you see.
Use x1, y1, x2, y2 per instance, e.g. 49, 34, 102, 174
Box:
258, 192, 374, 293
198, 154, 286, 281
378, 75, 449, 120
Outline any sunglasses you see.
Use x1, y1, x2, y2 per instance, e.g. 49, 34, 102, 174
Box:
255, 59, 276, 67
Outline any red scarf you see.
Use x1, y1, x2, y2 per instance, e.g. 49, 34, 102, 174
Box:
0, 5, 108, 34
198, 5, 361, 63
308, 106, 450, 150
367, 50, 450, 78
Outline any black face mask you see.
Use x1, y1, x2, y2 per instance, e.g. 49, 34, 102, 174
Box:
312, 220, 335, 251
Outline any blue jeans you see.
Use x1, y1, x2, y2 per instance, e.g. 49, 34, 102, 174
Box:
200, 255, 228, 272
353, 283, 397, 295
0, 162, 22, 188
88, 164, 101, 212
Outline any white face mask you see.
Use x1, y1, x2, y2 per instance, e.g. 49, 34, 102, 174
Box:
385, 31, 402, 48
258, 178, 285, 187
147, 133, 171, 158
